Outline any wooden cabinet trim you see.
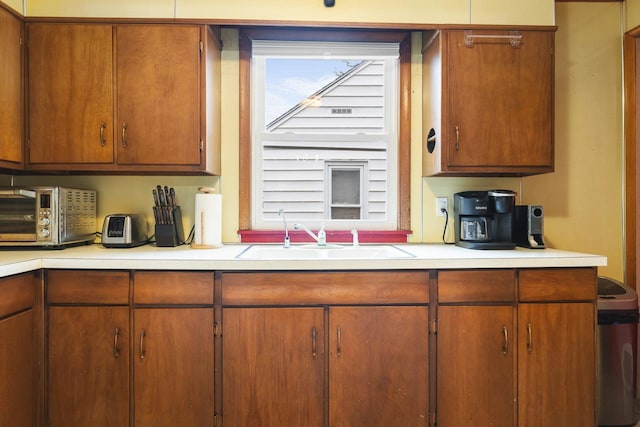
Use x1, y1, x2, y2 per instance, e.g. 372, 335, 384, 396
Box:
518, 268, 597, 302
47, 270, 129, 304
438, 269, 515, 303
222, 271, 430, 305
134, 271, 214, 305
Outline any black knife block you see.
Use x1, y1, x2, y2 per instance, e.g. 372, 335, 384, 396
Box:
155, 206, 185, 247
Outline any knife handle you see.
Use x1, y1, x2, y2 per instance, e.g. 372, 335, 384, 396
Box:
169, 188, 176, 208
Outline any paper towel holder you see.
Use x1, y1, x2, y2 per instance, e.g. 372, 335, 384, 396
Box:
191, 187, 223, 249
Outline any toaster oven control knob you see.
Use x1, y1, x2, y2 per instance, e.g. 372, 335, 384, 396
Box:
40, 228, 50, 237
39, 217, 50, 226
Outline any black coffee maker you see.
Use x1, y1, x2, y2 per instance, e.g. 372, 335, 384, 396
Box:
453, 190, 517, 250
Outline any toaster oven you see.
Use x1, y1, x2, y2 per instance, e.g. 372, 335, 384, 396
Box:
0, 186, 97, 247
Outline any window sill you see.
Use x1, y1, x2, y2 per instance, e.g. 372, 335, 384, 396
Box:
238, 229, 412, 244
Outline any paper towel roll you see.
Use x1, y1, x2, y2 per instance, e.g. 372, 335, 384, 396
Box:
192, 193, 222, 248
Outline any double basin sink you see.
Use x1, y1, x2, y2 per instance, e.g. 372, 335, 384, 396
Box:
236, 244, 415, 260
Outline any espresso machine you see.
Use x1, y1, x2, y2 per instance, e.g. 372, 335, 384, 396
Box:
453, 190, 517, 249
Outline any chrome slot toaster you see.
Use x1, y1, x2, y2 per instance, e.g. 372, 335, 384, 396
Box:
102, 214, 149, 248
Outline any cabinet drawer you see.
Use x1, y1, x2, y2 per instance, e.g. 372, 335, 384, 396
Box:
438, 270, 515, 303
518, 268, 597, 302
134, 271, 214, 305
47, 270, 129, 304
0, 273, 35, 317
222, 271, 429, 305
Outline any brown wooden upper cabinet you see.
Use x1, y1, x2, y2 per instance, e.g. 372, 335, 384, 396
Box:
422, 29, 554, 176
0, 7, 23, 170
26, 23, 221, 174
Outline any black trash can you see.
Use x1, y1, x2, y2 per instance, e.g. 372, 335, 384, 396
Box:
598, 277, 639, 426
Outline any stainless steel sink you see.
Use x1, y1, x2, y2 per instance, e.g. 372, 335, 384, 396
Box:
235, 244, 415, 260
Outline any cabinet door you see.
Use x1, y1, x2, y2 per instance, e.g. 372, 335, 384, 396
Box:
518, 303, 596, 427
27, 24, 114, 164
48, 306, 129, 427
222, 307, 325, 427
115, 25, 202, 166
0, 311, 34, 427
437, 305, 515, 427
329, 305, 429, 427
134, 308, 214, 427
445, 30, 553, 169
0, 8, 23, 168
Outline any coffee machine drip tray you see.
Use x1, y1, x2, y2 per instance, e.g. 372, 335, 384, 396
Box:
456, 240, 516, 250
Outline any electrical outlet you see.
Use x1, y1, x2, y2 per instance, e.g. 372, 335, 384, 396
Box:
436, 197, 448, 217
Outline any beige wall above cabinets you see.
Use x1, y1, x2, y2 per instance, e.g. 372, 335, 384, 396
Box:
469, 0, 555, 25
22, 0, 555, 25
628, 0, 640, 30
26, 0, 175, 18
177, 0, 469, 24
2, 0, 21, 14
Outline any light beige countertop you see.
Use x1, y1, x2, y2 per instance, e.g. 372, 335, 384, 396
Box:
0, 243, 607, 278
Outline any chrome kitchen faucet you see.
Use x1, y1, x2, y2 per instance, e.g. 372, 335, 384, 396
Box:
278, 209, 290, 248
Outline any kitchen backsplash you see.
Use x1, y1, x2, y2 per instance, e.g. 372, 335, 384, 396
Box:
0, 174, 220, 242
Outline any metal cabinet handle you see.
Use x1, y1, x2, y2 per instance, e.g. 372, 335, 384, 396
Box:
455, 125, 460, 150
527, 323, 533, 353
100, 121, 106, 147
502, 326, 508, 355
121, 123, 128, 148
139, 329, 146, 360
113, 327, 121, 358
311, 327, 317, 360
336, 327, 342, 358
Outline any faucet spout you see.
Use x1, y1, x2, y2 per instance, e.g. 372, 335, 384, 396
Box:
294, 223, 326, 246
278, 209, 290, 248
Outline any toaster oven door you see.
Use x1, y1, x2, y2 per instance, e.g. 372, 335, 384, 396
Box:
0, 189, 38, 241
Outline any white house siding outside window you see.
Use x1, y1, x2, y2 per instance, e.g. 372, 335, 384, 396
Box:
251, 40, 400, 231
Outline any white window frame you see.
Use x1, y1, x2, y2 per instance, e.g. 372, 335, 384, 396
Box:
250, 39, 399, 231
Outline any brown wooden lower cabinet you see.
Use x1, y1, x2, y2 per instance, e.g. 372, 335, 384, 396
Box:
35, 267, 596, 427
132, 272, 215, 427
133, 308, 214, 427
517, 302, 595, 427
437, 305, 516, 427
328, 305, 429, 427
48, 306, 130, 426
47, 270, 130, 427
45, 270, 215, 427
222, 307, 325, 426
436, 268, 597, 427
0, 272, 37, 427
221, 271, 431, 427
